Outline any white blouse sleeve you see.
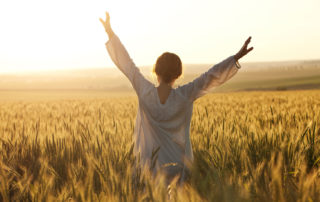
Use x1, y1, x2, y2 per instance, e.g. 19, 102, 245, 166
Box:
106, 35, 153, 96
178, 55, 240, 101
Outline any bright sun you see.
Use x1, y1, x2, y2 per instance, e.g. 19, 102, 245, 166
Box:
0, 0, 140, 72
0, 0, 320, 73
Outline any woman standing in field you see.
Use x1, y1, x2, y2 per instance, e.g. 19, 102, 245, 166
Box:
100, 12, 253, 185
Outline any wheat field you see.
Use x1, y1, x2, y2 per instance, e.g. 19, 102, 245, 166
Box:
0, 90, 319, 201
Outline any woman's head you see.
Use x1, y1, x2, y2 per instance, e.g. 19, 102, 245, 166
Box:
153, 52, 182, 84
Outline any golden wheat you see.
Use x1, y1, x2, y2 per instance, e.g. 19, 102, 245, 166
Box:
0, 90, 319, 201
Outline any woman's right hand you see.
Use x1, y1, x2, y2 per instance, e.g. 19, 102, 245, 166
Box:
100, 12, 114, 39
234, 37, 253, 61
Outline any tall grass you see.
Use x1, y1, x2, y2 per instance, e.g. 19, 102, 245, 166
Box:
0, 90, 319, 201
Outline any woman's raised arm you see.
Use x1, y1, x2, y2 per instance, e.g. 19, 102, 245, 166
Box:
178, 37, 253, 101
100, 12, 153, 96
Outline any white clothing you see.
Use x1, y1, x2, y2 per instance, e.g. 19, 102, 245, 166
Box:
106, 35, 240, 180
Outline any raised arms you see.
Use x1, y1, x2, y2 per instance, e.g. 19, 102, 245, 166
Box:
100, 12, 152, 96
179, 37, 254, 101
99, 11, 253, 100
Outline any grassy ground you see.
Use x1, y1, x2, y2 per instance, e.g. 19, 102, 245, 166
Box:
0, 90, 319, 201
215, 75, 320, 92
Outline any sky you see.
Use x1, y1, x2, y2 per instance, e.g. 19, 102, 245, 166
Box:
0, 0, 319, 73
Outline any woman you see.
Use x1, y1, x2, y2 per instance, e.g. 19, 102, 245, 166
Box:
100, 12, 253, 184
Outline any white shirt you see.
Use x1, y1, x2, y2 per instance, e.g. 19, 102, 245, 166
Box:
106, 35, 240, 181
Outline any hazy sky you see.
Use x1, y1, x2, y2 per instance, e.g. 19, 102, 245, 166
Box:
0, 0, 319, 73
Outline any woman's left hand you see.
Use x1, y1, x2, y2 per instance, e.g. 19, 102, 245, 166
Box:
100, 12, 114, 39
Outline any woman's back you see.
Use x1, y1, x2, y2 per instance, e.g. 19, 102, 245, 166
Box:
136, 85, 195, 180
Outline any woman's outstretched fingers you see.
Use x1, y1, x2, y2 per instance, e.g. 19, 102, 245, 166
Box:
243, 47, 253, 56
246, 36, 251, 43
99, 18, 105, 25
245, 37, 251, 49
99, 18, 106, 31
100, 11, 114, 39
247, 47, 254, 53
105, 12, 110, 22
235, 37, 253, 60
100, 11, 111, 31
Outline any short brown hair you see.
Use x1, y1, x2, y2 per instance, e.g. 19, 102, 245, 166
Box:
154, 52, 182, 83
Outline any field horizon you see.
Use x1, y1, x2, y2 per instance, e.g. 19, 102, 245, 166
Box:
1, 59, 319, 95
